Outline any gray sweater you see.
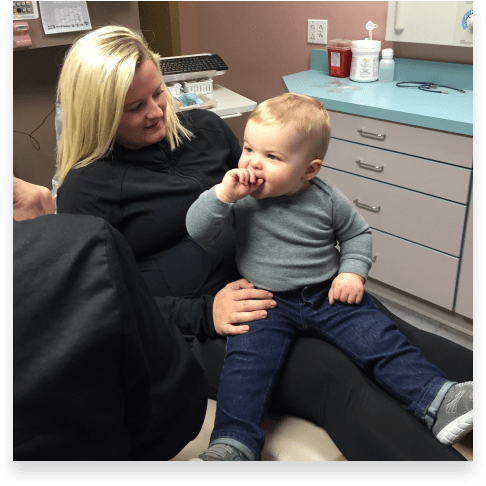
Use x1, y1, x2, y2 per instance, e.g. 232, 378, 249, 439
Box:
186, 177, 372, 292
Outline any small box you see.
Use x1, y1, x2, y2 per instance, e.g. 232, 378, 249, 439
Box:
166, 82, 182, 97
327, 39, 352, 78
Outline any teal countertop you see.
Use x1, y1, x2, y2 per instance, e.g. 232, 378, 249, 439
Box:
282, 50, 473, 136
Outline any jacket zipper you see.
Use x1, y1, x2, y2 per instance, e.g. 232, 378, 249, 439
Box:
166, 148, 206, 191
169, 165, 206, 191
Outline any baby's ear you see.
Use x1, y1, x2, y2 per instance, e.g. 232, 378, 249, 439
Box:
303, 159, 323, 180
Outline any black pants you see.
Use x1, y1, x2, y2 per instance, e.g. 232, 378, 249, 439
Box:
192, 294, 472, 461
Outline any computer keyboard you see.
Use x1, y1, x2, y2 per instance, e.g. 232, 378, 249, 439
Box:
160, 54, 228, 83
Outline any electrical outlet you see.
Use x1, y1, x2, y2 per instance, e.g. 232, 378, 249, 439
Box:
307, 19, 328, 44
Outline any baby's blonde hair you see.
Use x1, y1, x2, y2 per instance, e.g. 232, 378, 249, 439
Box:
248, 93, 331, 160
56, 25, 192, 186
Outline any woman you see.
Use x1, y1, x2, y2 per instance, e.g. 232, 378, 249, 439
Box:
57, 26, 472, 461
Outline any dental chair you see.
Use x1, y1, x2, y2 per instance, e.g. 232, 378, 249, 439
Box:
172, 399, 346, 461
172, 399, 473, 461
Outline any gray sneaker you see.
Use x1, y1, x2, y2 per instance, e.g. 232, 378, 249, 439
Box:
432, 381, 473, 446
190, 443, 250, 461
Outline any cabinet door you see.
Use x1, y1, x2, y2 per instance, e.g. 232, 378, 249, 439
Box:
369, 229, 458, 310
454, 190, 473, 319
318, 168, 466, 256
329, 110, 473, 168
325, 138, 471, 204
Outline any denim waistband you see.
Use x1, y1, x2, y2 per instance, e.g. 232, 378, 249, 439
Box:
272, 274, 336, 299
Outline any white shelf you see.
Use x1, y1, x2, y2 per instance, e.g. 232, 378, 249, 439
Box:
206, 84, 257, 118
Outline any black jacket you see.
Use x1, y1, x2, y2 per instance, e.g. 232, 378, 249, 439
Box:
57, 110, 242, 335
13, 214, 207, 460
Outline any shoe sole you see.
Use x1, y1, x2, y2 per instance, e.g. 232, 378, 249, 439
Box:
436, 410, 473, 446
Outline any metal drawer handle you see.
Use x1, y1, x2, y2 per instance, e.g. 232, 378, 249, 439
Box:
354, 199, 381, 213
356, 159, 384, 172
358, 128, 386, 141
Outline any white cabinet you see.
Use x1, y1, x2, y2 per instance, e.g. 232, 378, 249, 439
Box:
318, 110, 473, 313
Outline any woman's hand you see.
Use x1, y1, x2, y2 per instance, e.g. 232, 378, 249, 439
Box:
13, 177, 55, 221
213, 278, 276, 336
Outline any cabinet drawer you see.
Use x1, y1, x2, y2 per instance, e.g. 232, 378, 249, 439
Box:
325, 138, 471, 204
318, 168, 466, 256
328, 110, 473, 168
368, 229, 458, 310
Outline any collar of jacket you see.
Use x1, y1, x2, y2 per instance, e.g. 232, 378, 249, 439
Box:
108, 138, 179, 169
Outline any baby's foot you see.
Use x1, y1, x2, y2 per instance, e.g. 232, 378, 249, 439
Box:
432, 381, 473, 446
190, 443, 251, 461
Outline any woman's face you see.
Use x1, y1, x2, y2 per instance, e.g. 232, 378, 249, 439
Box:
116, 59, 168, 150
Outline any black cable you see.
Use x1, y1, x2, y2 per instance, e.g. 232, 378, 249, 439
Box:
13, 106, 56, 150
396, 81, 466, 94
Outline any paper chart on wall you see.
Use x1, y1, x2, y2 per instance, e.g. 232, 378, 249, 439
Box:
39, 1, 91, 35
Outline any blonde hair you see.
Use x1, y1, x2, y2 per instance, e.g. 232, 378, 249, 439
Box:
248, 93, 331, 160
56, 25, 192, 186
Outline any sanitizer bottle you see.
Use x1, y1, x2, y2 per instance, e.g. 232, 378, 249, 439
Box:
379, 48, 395, 83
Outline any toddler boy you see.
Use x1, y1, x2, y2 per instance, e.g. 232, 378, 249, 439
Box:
186, 93, 473, 461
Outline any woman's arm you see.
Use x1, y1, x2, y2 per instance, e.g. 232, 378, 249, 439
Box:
155, 278, 276, 338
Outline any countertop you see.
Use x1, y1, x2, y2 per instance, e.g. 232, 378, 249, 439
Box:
282, 50, 473, 136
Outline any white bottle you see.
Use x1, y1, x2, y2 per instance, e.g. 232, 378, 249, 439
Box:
379, 48, 395, 83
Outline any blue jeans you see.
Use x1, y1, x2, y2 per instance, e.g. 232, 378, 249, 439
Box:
210, 279, 451, 459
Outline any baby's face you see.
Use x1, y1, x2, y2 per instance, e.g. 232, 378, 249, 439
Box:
238, 120, 312, 199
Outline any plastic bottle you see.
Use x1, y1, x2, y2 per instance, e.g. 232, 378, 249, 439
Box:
379, 48, 395, 83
